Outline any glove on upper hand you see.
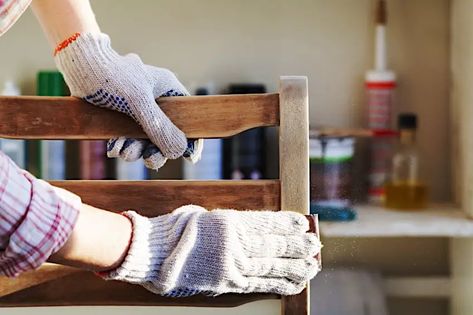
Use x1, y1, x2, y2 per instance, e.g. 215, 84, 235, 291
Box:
101, 205, 322, 297
107, 137, 203, 171
55, 32, 203, 164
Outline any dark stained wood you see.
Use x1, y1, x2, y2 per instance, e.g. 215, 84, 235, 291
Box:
0, 272, 279, 307
282, 288, 309, 315
308, 214, 322, 267
0, 264, 77, 297
0, 94, 279, 140
51, 180, 281, 216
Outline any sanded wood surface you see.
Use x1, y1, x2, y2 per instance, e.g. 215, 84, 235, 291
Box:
52, 180, 280, 215
0, 94, 279, 140
279, 76, 311, 315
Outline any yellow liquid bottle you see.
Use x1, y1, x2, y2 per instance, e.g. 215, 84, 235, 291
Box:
385, 113, 428, 210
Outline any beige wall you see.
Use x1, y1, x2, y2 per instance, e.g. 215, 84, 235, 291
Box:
0, 0, 451, 314
0, 0, 451, 200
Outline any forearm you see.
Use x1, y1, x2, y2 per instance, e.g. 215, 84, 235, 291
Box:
31, 0, 100, 47
49, 203, 132, 272
0, 150, 131, 275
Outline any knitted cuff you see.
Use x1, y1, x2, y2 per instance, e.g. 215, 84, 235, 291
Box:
98, 206, 207, 295
99, 211, 162, 285
54, 32, 81, 56
54, 32, 120, 96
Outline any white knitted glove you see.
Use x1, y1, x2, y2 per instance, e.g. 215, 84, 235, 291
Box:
55, 32, 200, 161
101, 205, 322, 297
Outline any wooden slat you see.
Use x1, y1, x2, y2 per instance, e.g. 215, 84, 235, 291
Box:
0, 264, 77, 297
0, 179, 280, 302
0, 216, 319, 307
0, 179, 279, 307
279, 76, 311, 315
0, 272, 279, 307
52, 180, 280, 216
0, 94, 279, 140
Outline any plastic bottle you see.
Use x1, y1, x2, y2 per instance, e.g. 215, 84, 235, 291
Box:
366, 0, 397, 203
37, 71, 67, 180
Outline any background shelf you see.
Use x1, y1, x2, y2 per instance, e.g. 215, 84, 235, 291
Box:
320, 204, 473, 238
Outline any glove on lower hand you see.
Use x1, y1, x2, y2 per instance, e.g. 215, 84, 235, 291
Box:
55, 32, 203, 167
101, 205, 322, 297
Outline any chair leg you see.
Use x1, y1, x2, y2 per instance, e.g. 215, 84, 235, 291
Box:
282, 288, 309, 315
279, 76, 312, 315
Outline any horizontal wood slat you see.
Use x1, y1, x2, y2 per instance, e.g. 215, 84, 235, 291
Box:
0, 264, 77, 297
0, 94, 279, 140
52, 180, 281, 215
0, 272, 279, 307
0, 216, 319, 307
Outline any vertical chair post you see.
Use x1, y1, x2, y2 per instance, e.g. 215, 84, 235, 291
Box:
279, 76, 310, 315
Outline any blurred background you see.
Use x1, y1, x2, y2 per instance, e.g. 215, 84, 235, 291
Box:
0, 0, 460, 315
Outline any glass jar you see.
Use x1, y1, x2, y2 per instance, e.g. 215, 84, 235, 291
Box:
310, 136, 355, 208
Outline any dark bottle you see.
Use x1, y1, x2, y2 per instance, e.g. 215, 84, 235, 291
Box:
223, 84, 266, 179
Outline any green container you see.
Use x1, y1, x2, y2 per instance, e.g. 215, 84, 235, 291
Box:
26, 71, 69, 178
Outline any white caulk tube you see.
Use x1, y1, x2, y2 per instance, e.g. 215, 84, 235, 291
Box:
366, 0, 397, 203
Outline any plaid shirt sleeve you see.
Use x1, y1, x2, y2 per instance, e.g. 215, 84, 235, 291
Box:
0, 0, 31, 36
0, 151, 80, 277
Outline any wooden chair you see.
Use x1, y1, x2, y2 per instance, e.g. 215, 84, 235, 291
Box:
0, 76, 320, 314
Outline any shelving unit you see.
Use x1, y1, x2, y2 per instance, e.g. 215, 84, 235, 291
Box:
319, 205, 470, 304
321, 205, 472, 238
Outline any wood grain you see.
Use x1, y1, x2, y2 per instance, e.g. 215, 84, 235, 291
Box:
0, 271, 279, 307
0, 94, 279, 140
279, 76, 311, 315
0, 78, 318, 312
0, 264, 77, 297
51, 180, 280, 216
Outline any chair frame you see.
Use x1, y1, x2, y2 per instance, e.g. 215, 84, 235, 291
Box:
0, 76, 318, 315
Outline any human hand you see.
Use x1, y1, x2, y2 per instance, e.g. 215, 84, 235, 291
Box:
101, 205, 322, 297
55, 32, 200, 162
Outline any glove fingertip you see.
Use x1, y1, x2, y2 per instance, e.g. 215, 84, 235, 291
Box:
183, 139, 204, 164
120, 139, 148, 161
143, 145, 168, 171
107, 137, 126, 158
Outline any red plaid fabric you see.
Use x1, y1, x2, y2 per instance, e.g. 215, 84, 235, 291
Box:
0, 151, 80, 277
0, 0, 31, 36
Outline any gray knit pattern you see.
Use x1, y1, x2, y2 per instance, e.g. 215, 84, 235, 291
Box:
55, 32, 189, 159
101, 205, 322, 297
